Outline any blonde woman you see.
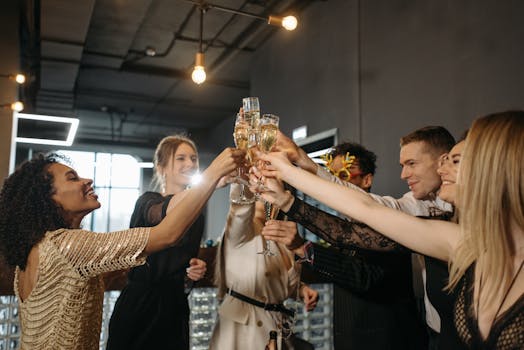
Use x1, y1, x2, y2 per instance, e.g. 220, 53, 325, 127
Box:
108, 135, 211, 349
255, 111, 523, 349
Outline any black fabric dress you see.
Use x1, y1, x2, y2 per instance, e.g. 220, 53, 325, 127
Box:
454, 264, 524, 349
106, 192, 205, 350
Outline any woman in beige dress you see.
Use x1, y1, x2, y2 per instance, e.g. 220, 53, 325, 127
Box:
209, 184, 318, 350
0, 148, 243, 350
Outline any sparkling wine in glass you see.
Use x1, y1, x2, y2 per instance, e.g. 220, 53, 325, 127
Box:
242, 97, 261, 167
259, 114, 279, 153
242, 97, 260, 128
231, 113, 254, 204
257, 114, 280, 256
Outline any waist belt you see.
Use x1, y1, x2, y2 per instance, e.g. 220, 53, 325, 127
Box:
226, 288, 295, 318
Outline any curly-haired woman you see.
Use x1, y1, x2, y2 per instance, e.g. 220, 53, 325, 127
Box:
0, 148, 243, 350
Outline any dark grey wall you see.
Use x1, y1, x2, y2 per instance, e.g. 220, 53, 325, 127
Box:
251, 0, 524, 196
202, 0, 524, 239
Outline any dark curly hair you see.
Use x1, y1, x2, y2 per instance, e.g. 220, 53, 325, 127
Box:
0, 153, 67, 269
330, 142, 377, 176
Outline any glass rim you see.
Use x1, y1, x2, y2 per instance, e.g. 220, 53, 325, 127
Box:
260, 113, 279, 124
242, 97, 260, 112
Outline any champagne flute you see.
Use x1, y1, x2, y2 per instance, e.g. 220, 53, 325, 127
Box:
259, 114, 279, 154
242, 97, 260, 125
256, 113, 279, 190
257, 113, 280, 256
231, 113, 255, 204
242, 96, 261, 170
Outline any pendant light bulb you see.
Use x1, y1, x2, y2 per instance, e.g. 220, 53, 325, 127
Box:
269, 15, 298, 31
192, 52, 206, 85
282, 16, 298, 31
14, 74, 26, 84
11, 101, 24, 112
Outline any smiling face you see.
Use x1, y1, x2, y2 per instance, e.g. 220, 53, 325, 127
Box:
49, 163, 100, 227
399, 141, 443, 200
437, 140, 464, 205
161, 142, 199, 194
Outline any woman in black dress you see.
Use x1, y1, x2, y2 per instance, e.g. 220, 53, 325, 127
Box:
107, 135, 209, 349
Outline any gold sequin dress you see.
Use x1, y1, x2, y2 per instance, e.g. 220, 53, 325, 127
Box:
14, 227, 150, 350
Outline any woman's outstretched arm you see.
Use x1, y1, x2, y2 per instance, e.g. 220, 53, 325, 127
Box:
145, 148, 244, 255
257, 151, 459, 261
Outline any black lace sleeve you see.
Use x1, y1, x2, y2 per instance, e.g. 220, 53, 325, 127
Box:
129, 192, 173, 228
285, 197, 407, 252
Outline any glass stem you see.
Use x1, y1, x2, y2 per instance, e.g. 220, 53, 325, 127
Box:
264, 201, 272, 251
238, 167, 245, 199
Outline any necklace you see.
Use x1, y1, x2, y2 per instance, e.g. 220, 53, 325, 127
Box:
476, 259, 524, 326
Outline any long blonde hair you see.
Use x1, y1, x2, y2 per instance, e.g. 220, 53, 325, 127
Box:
448, 111, 524, 306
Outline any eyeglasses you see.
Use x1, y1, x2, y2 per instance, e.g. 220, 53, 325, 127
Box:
322, 152, 364, 181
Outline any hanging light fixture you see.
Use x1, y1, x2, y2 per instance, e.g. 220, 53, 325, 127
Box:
192, 52, 206, 84
185, 1, 299, 84
183, 1, 299, 31
191, 7, 207, 84
1, 101, 24, 112
0, 73, 26, 84
268, 15, 298, 31
11, 101, 24, 112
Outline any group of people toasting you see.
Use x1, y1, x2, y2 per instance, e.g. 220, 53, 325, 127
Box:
0, 98, 522, 350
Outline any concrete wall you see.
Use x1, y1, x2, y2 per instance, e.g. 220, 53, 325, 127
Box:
201, 0, 524, 239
